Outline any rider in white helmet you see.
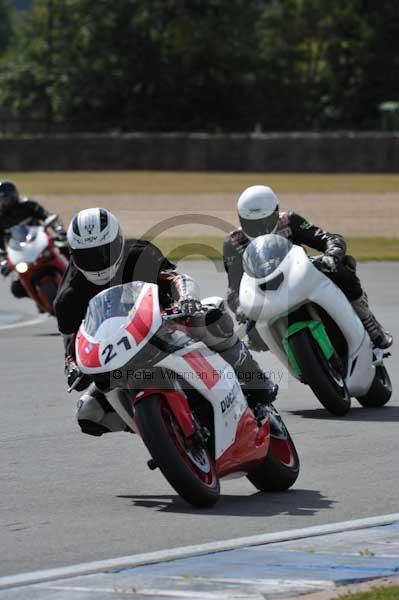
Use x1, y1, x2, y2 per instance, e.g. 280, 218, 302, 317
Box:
223, 185, 392, 350
66, 206, 125, 285
55, 207, 278, 437
237, 185, 280, 238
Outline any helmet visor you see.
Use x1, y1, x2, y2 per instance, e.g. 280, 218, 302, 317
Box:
72, 233, 124, 272
239, 209, 279, 238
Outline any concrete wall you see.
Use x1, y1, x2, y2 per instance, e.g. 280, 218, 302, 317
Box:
1, 132, 398, 172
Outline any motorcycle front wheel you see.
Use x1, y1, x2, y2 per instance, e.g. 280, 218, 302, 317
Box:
247, 414, 299, 492
135, 394, 220, 508
290, 329, 351, 416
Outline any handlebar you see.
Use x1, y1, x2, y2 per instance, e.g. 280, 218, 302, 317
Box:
163, 312, 185, 321
162, 308, 207, 321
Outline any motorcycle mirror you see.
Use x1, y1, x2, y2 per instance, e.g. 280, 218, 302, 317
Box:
44, 214, 58, 230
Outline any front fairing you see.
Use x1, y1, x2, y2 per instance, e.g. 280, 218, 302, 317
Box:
240, 243, 322, 323
7, 226, 48, 265
76, 282, 163, 374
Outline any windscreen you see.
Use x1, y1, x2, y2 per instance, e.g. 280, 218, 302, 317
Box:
243, 234, 292, 279
8, 225, 36, 249
84, 282, 146, 337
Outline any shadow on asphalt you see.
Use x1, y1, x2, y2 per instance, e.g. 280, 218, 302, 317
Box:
32, 332, 61, 337
288, 405, 399, 421
117, 488, 335, 516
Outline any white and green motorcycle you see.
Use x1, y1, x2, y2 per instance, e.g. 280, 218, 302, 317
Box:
239, 234, 392, 416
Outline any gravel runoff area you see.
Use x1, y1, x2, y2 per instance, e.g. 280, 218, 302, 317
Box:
36, 193, 399, 239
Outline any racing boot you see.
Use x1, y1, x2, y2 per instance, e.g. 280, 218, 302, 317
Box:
77, 384, 128, 436
221, 339, 278, 421
351, 292, 393, 349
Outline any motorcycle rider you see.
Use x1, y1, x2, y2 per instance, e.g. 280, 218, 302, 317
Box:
55, 207, 278, 437
224, 185, 393, 350
0, 179, 68, 298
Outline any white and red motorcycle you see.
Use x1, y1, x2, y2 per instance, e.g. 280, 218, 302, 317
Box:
5, 215, 68, 314
75, 281, 299, 508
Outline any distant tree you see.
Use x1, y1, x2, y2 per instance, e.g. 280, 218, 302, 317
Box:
256, 0, 374, 129
1, 0, 397, 131
351, 1, 399, 127
0, 0, 12, 54
0, 0, 268, 130
13, 0, 33, 8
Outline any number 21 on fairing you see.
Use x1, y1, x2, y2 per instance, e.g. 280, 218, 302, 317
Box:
102, 336, 132, 364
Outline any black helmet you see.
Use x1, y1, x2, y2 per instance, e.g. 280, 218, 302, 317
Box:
0, 180, 20, 209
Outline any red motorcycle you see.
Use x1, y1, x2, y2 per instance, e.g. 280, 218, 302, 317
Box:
5, 216, 68, 315
74, 282, 300, 508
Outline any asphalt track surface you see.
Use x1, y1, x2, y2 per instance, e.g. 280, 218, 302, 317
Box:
1, 261, 398, 578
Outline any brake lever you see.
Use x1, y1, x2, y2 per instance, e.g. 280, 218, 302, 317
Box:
163, 308, 207, 321
163, 312, 185, 321
67, 374, 84, 393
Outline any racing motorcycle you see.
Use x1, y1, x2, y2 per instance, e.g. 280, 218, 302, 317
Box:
74, 281, 299, 508
5, 215, 68, 315
239, 234, 392, 416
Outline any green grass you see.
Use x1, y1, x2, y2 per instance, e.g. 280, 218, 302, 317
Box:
155, 236, 399, 262
1, 171, 399, 194
334, 585, 399, 600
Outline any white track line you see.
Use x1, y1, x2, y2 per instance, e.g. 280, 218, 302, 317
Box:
0, 314, 47, 331
43, 586, 261, 599
1, 512, 398, 591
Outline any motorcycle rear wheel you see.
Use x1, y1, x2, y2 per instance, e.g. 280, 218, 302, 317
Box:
135, 394, 220, 508
356, 365, 392, 407
290, 329, 351, 416
247, 421, 299, 492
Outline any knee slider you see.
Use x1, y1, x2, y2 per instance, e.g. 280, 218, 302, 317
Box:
76, 395, 105, 424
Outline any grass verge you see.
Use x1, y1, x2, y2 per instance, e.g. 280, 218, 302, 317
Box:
155, 236, 399, 262
1, 171, 399, 194
333, 585, 399, 600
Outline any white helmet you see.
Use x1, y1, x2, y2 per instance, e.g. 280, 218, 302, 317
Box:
237, 185, 280, 239
67, 208, 125, 285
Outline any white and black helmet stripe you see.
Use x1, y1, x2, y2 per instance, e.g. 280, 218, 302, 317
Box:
67, 208, 124, 283
99, 208, 108, 232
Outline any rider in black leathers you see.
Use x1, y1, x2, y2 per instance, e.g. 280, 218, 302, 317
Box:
0, 180, 67, 297
55, 208, 277, 437
224, 185, 392, 350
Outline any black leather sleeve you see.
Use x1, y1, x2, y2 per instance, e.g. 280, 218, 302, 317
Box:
223, 236, 243, 313
23, 198, 50, 221
122, 240, 175, 283
289, 212, 347, 261
54, 284, 86, 337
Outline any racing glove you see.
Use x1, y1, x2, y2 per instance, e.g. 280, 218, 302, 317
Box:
178, 297, 202, 316
65, 357, 91, 392
314, 255, 340, 273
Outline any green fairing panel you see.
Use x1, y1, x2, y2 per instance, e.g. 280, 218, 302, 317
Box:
283, 320, 334, 376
